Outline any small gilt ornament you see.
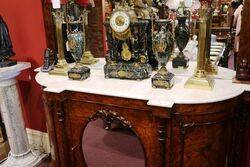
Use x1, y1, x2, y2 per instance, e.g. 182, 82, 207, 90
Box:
121, 43, 132, 61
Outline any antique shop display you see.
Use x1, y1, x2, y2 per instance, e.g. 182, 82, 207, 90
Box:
104, 2, 152, 80
185, 0, 214, 90
49, 4, 70, 76
0, 63, 47, 166
41, 48, 54, 72
0, 16, 17, 68
66, 2, 90, 80
152, 19, 175, 89
205, 5, 218, 75
172, 16, 190, 68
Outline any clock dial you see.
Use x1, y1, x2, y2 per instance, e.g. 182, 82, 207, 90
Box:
110, 11, 130, 33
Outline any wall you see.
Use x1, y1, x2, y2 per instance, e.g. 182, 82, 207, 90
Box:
0, 0, 47, 132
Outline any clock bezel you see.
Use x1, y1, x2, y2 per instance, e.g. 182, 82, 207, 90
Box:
110, 11, 131, 33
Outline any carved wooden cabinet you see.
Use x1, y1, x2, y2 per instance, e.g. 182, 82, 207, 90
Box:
42, 90, 249, 167
36, 59, 249, 167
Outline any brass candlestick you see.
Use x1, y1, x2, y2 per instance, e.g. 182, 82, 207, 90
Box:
80, 8, 98, 65
184, 0, 214, 90
204, 7, 218, 75
49, 9, 69, 76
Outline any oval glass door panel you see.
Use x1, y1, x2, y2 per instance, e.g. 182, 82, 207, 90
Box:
82, 119, 145, 167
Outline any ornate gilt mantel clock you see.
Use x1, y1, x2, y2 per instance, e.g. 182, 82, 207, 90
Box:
104, 2, 152, 80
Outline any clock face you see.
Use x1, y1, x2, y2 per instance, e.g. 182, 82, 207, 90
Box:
110, 11, 130, 33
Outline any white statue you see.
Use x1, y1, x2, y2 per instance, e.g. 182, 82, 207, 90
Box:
184, 35, 198, 61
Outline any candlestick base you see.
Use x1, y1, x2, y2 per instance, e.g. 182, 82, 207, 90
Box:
0, 150, 48, 167
49, 59, 69, 76
184, 73, 214, 91
80, 51, 99, 65
205, 60, 218, 75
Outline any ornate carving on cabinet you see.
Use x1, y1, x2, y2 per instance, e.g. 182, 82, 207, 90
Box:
88, 110, 132, 129
42, 91, 168, 167
171, 99, 238, 167
41, 90, 249, 167
178, 119, 233, 167
157, 118, 167, 167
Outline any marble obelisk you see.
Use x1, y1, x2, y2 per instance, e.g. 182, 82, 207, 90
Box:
0, 62, 47, 167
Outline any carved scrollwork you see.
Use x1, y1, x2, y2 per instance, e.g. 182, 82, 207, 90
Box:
157, 118, 167, 166
88, 110, 132, 129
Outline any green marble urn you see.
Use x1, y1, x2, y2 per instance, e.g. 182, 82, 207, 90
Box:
172, 16, 190, 69
151, 19, 175, 89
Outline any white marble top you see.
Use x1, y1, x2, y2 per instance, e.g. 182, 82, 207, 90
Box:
35, 58, 250, 108
0, 62, 31, 82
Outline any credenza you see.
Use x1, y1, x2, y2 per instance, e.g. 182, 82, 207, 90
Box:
36, 59, 250, 167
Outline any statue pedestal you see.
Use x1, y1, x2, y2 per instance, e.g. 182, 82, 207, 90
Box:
152, 66, 174, 89
0, 63, 47, 167
172, 55, 189, 69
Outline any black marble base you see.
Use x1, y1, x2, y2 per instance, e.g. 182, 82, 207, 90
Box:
104, 62, 152, 80
0, 60, 17, 68
68, 66, 90, 80
172, 56, 189, 69
152, 71, 174, 89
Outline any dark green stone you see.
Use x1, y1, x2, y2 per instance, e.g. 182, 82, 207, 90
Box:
152, 71, 174, 89
173, 16, 190, 69
68, 66, 90, 80
104, 62, 152, 80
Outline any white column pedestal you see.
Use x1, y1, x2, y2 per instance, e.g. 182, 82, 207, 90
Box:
0, 63, 47, 167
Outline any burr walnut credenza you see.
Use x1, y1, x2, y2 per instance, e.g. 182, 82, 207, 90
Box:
36, 59, 250, 167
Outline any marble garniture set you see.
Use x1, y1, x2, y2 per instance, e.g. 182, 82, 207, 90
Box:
42, 0, 218, 91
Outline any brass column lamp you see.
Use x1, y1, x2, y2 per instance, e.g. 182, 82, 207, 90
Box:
184, 0, 214, 90
49, 9, 69, 76
204, 6, 218, 75
80, 8, 98, 65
